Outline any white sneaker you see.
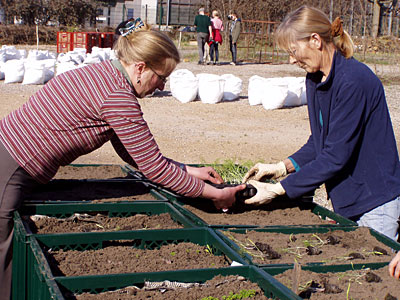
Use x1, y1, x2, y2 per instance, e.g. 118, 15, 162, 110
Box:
230, 62, 236, 66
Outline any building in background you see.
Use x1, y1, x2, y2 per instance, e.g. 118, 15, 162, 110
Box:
95, 0, 201, 28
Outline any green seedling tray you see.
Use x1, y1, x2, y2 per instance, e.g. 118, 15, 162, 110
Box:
25, 178, 169, 203
124, 166, 356, 228
54, 266, 302, 300
261, 262, 392, 299
168, 197, 355, 229
216, 226, 400, 268
12, 202, 196, 300
17, 228, 254, 300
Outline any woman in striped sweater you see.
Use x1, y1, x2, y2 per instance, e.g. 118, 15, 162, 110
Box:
0, 20, 245, 300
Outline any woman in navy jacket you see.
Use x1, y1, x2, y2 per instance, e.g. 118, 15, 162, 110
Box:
243, 6, 400, 242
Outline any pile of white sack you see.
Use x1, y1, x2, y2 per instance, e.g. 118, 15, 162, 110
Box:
0, 45, 117, 85
170, 69, 243, 104
170, 69, 307, 109
248, 75, 307, 109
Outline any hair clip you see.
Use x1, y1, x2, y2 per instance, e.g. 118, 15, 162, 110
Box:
120, 18, 145, 37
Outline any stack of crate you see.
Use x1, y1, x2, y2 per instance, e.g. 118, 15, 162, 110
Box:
12, 164, 400, 300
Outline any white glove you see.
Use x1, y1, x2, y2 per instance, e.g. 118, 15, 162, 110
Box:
244, 180, 286, 206
242, 161, 287, 183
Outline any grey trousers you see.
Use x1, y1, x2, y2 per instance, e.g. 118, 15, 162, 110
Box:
0, 142, 38, 300
196, 32, 209, 63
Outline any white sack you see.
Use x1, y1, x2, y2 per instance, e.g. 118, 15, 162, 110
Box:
220, 73, 242, 101
170, 69, 198, 103
83, 53, 102, 64
4, 59, 25, 83
22, 60, 45, 85
282, 77, 305, 107
0, 62, 5, 80
55, 62, 77, 75
261, 82, 288, 110
248, 75, 267, 106
42, 59, 56, 83
27, 50, 53, 60
197, 73, 225, 104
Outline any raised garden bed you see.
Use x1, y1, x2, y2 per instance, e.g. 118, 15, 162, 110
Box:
30, 266, 302, 300
72, 275, 267, 300
32, 228, 248, 276
25, 179, 160, 202
217, 226, 400, 267
170, 197, 355, 228
18, 202, 194, 234
53, 164, 128, 180
265, 264, 399, 299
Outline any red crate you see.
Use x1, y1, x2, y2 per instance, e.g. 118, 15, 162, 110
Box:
57, 32, 115, 53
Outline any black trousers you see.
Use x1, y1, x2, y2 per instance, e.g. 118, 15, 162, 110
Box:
0, 142, 39, 300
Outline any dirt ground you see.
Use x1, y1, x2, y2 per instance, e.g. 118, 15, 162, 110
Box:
1, 58, 400, 210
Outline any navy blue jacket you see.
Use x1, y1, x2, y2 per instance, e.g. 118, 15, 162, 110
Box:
281, 51, 400, 218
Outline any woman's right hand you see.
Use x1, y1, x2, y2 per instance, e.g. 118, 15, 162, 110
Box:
202, 183, 246, 210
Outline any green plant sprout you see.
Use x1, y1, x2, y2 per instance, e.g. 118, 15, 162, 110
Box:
170, 251, 176, 256
200, 289, 256, 300
223, 232, 265, 261
298, 280, 314, 293
205, 245, 214, 255
207, 159, 256, 184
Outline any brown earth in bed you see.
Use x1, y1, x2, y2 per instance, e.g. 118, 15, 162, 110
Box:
222, 227, 395, 265
27, 213, 183, 234
274, 266, 398, 300
26, 179, 156, 202
24, 165, 157, 202
46, 242, 230, 277
72, 275, 268, 300
181, 196, 335, 226
53, 165, 127, 180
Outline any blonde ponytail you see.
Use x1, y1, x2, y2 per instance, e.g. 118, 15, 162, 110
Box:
275, 6, 354, 59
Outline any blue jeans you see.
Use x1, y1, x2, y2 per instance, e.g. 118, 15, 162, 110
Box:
356, 196, 400, 241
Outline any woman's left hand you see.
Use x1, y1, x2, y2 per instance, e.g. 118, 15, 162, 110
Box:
185, 166, 224, 184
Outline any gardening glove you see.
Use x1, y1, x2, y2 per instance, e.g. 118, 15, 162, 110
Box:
244, 180, 285, 206
242, 161, 287, 183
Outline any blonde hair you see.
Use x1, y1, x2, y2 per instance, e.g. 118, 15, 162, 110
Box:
114, 23, 180, 70
212, 10, 219, 18
275, 6, 354, 58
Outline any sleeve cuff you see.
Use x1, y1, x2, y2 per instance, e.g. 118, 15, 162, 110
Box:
288, 157, 300, 172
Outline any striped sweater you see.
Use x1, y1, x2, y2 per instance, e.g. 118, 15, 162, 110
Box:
0, 60, 204, 197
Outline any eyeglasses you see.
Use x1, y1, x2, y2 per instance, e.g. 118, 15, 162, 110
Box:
147, 65, 168, 84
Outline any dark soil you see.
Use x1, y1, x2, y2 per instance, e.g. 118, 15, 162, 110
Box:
24, 165, 158, 202
274, 266, 399, 300
26, 180, 157, 202
46, 242, 230, 277
26, 213, 183, 234
72, 275, 268, 300
221, 227, 395, 265
53, 165, 127, 180
181, 196, 335, 226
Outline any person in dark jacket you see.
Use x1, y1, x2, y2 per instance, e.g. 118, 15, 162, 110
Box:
194, 7, 212, 65
228, 12, 241, 65
242, 6, 400, 241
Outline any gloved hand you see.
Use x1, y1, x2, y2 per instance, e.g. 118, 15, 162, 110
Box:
242, 161, 287, 183
244, 180, 285, 206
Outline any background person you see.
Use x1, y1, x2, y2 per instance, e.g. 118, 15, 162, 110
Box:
228, 12, 241, 65
194, 7, 212, 65
0, 21, 244, 300
209, 10, 224, 65
242, 6, 400, 242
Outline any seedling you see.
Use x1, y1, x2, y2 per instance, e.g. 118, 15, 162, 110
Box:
170, 251, 176, 256
201, 289, 257, 300
205, 245, 214, 255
